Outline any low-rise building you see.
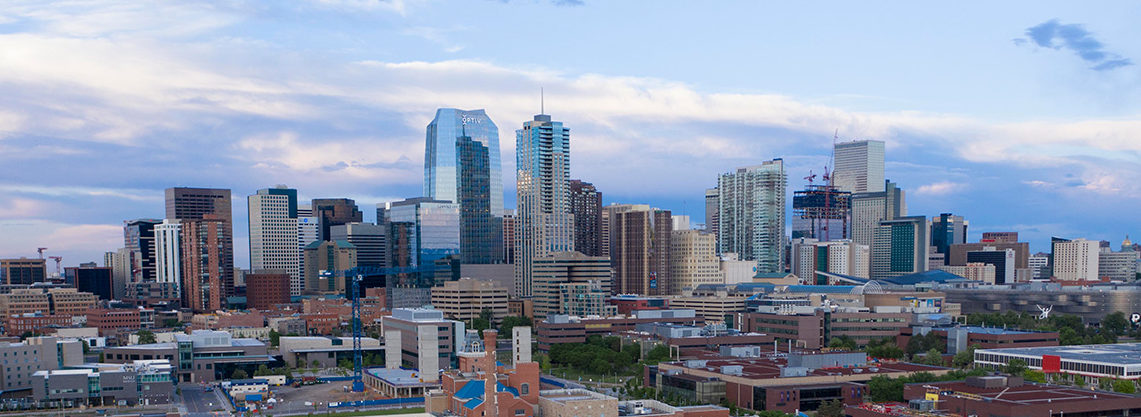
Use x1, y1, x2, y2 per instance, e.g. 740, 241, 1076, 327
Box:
0, 337, 83, 396
974, 343, 1141, 381
85, 308, 142, 336
737, 306, 910, 350
382, 308, 462, 377
665, 295, 747, 324
102, 330, 271, 383
430, 278, 509, 323
537, 309, 703, 351
897, 326, 1059, 354
4, 313, 73, 336
540, 388, 617, 417
280, 336, 382, 368
31, 360, 173, 407
508, 298, 534, 319
610, 295, 669, 315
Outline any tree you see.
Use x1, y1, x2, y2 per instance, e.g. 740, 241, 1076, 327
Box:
338, 358, 353, 370
136, 329, 156, 344
269, 329, 281, 347
952, 346, 976, 369
1023, 370, 1047, 383
828, 336, 857, 351
1102, 312, 1129, 340
499, 316, 533, 337
1114, 379, 1136, 394
1003, 359, 1028, 376
255, 364, 271, 377
311, 360, 320, 368
867, 375, 906, 402
867, 343, 904, 360
646, 345, 671, 364
81, 339, 90, 355
163, 318, 181, 328
817, 399, 844, 417
232, 369, 249, 379
919, 348, 944, 366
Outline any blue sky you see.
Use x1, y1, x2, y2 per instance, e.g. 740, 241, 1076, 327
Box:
0, 0, 1139, 267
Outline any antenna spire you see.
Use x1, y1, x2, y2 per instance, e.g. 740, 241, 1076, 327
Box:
540, 87, 545, 114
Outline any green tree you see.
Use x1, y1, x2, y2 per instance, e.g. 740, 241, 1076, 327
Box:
269, 329, 281, 347
81, 339, 90, 355
232, 368, 249, 379
817, 399, 844, 417
646, 344, 671, 364
867, 375, 906, 402
1003, 359, 1028, 376
499, 316, 533, 337
867, 343, 904, 360
136, 329, 156, 344
919, 348, 944, 366
756, 411, 793, 417
254, 364, 271, 376
952, 346, 976, 369
1023, 370, 1047, 383
163, 318, 181, 328
1102, 312, 1129, 340
338, 358, 353, 370
1075, 376, 1086, 387
1114, 379, 1136, 394
311, 359, 320, 368
828, 336, 858, 351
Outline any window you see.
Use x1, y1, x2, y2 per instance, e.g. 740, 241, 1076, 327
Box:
520, 383, 529, 395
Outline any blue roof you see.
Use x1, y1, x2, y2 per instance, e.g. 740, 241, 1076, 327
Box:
497, 382, 518, 397
454, 380, 483, 400
786, 285, 856, 293
885, 270, 968, 285
753, 272, 793, 279
463, 398, 483, 409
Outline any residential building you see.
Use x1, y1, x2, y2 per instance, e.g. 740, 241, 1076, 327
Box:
330, 223, 387, 268
716, 160, 787, 273
850, 180, 906, 249
312, 198, 363, 241
248, 186, 301, 290
245, 272, 290, 310
570, 180, 603, 257
871, 216, 929, 280
610, 204, 673, 296
181, 215, 229, 312
425, 108, 505, 265
515, 113, 574, 298
929, 213, 968, 258
532, 251, 612, 319
1, 258, 46, 285
430, 278, 509, 323
124, 219, 161, 283
833, 139, 885, 194
1051, 237, 1099, 281
152, 219, 182, 299
383, 197, 460, 269
63, 265, 113, 300
790, 239, 870, 284
302, 240, 357, 294
102, 330, 272, 383
382, 308, 463, 378
166, 187, 234, 298
670, 230, 721, 292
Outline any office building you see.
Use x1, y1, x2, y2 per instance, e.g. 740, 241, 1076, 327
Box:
248, 186, 300, 286
165, 187, 234, 298
383, 197, 460, 268
296, 214, 319, 295
330, 223, 387, 268
569, 180, 603, 257
966, 248, 1017, 284
716, 160, 787, 273
719, 253, 757, 285
610, 204, 673, 296
947, 241, 1030, 271
302, 240, 357, 293
833, 139, 885, 193
382, 308, 463, 379
32, 360, 174, 407
152, 219, 181, 299
670, 230, 721, 292
63, 265, 113, 300
981, 232, 1018, 243
85, 308, 142, 336
0, 288, 98, 326
0, 337, 83, 396
791, 185, 851, 240
180, 215, 229, 312
312, 198, 363, 241
104, 249, 130, 299
850, 180, 906, 250
705, 187, 719, 237
738, 308, 910, 349
930, 213, 968, 258
1051, 238, 1099, 281
1028, 253, 1049, 280
938, 262, 996, 284
503, 210, 517, 264
1, 258, 46, 285
103, 330, 271, 383
425, 108, 505, 264
1100, 241, 1139, 282
870, 216, 929, 280
515, 113, 574, 298
124, 219, 161, 283
790, 239, 870, 284
246, 272, 290, 310
430, 277, 509, 323
532, 251, 613, 319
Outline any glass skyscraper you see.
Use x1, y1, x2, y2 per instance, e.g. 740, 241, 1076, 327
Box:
515, 114, 574, 298
383, 197, 461, 269
425, 108, 504, 264
716, 159, 787, 273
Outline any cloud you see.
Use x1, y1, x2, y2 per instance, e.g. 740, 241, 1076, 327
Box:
915, 181, 967, 196
1020, 19, 1133, 71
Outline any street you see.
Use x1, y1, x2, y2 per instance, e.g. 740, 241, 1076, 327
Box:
181, 385, 229, 417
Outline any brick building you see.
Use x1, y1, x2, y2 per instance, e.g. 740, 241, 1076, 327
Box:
86, 309, 142, 336
245, 272, 291, 310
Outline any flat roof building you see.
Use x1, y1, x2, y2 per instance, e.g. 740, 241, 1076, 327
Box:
975, 343, 1141, 380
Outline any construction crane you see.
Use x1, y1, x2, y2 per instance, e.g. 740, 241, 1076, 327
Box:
37, 248, 47, 259
803, 170, 816, 185
49, 256, 62, 276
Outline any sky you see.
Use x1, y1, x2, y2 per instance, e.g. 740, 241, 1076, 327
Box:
1, 1, 1139, 268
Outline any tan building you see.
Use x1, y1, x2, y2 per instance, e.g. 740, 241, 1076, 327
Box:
669, 230, 721, 293
666, 295, 747, 324
430, 278, 509, 323
0, 288, 98, 326
608, 205, 673, 296
508, 298, 534, 319
532, 251, 612, 319
539, 389, 618, 417
303, 240, 357, 294
937, 262, 996, 284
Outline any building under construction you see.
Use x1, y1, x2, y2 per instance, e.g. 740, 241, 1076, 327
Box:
792, 185, 851, 240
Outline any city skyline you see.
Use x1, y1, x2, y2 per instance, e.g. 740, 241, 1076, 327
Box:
1, 1, 1139, 266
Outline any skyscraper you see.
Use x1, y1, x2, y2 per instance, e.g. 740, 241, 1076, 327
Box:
669, 230, 721, 292
833, 139, 885, 194
249, 186, 300, 283
312, 198, 363, 242
515, 114, 574, 298
569, 180, 602, 257
165, 187, 234, 298
716, 159, 787, 273
181, 215, 228, 312
383, 198, 461, 269
704, 188, 719, 236
296, 212, 319, 296
124, 219, 161, 283
153, 219, 182, 299
851, 180, 907, 248
1051, 237, 1099, 281
610, 205, 673, 296
930, 213, 968, 259
330, 223, 387, 268
425, 108, 505, 264
871, 216, 929, 280
531, 251, 612, 319
791, 185, 851, 241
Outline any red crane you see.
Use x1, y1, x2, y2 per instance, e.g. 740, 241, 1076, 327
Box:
803, 170, 816, 184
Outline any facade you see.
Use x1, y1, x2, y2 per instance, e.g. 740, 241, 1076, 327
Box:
382, 308, 463, 377
670, 230, 722, 292
104, 248, 131, 299
716, 160, 787, 273
103, 330, 271, 383
897, 326, 1058, 354
152, 219, 182, 299
532, 251, 613, 319
0, 337, 83, 395
312, 198, 363, 242
940, 283, 1141, 322
871, 216, 929, 280
559, 281, 616, 318
245, 272, 291, 310
181, 215, 229, 312
966, 248, 1017, 284
515, 113, 575, 298
166, 187, 234, 298
296, 215, 319, 295
569, 180, 603, 257
833, 139, 886, 194
850, 180, 906, 249
848, 377, 1141, 417
665, 295, 747, 324
280, 336, 382, 368
430, 278, 509, 323
536, 309, 703, 351
1051, 237, 1100, 281
1, 258, 47, 285
330, 223, 387, 268
302, 240, 357, 293
937, 263, 996, 284
124, 218, 161, 283
432, 329, 540, 417
1028, 253, 1049, 279
248, 186, 300, 289
383, 198, 460, 269
63, 265, 113, 300
790, 239, 870, 284
85, 308, 142, 336
611, 204, 673, 296
0, 288, 97, 329
737, 309, 910, 349
981, 231, 1019, 243
704, 187, 720, 238
1099, 246, 1139, 282
929, 213, 968, 258
503, 210, 517, 265
425, 108, 505, 264
974, 343, 1141, 380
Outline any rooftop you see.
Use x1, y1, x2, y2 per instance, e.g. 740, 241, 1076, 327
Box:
366, 367, 442, 388
540, 388, 615, 404
979, 343, 1141, 365
913, 380, 1139, 406
660, 351, 947, 380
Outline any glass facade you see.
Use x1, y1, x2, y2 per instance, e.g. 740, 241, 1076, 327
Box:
515, 114, 575, 298
425, 109, 504, 264
384, 198, 460, 268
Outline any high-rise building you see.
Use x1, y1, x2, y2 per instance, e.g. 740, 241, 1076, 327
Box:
153, 219, 182, 299
716, 159, 786, 273
790, 238, 870, 284
610, 204, 673, 295
704, 188, 719, 236
180, 215, 229, 312
569, 180, 603, 257
515, 114, 574, 298
1051, 238, 1099, 281
246, 272, 291, 310
330, 223, 387, 268
430, 277, 509, 323
981, 232, 1019, 243
425, 108, 505, 265
532, 252, 612, 319
124, 219, 161, 283
791, 185, 851, 240
296, 209, 319, 296
383, 198, 460, 269
871, 216, 929, 280
0, 258, 46, 285
165, 187, 234, 298
312, 198, 363, 242
833, 139, 885, 193
669, 230, 721, 292
930, 213, 968, 258
502, 210, 517, 265
966, 248, 1016, 285
1099, 240, 1139, 282
303, 240, 357, 293
64, 265, 114, 300
248, 186, 300, 286
1029, 253, 1050, 280
851, 180, 907, 248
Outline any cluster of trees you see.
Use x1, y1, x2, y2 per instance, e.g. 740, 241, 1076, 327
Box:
867, 369, 990, 402
865, 338, 905, 360
468, 310, 533, 338
337, 352, 384, 370
548, 335, 641, 375
965, 311, 1126, 345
